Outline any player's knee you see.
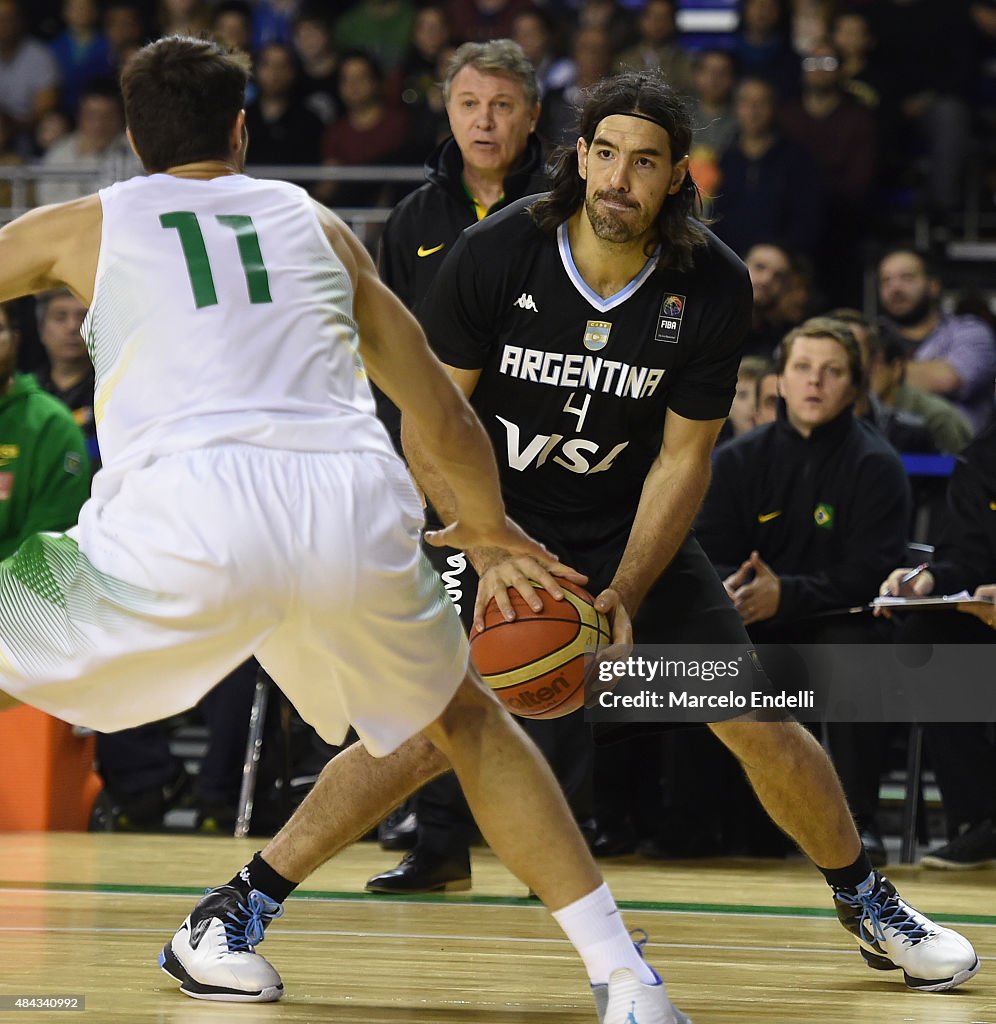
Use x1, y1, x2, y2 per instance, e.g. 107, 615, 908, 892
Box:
423, 670, 505, 754
710, 717, 812, 772
400, 731, 449, 780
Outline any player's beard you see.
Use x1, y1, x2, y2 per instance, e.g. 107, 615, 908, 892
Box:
585, 190, 653, 243
886, 292, 933, 327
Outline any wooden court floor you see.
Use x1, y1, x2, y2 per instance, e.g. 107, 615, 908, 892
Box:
1, 833, 994, 1023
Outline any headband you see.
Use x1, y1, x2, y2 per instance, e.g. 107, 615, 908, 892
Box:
604, 109, 670, 132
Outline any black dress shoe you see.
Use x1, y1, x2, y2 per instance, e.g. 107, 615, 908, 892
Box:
378, 801, 418, 851
366, 849, 471, 893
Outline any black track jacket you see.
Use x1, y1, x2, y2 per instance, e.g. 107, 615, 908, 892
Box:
374, 134, 549, 448
695, 403, 911, 622
928, 423, 996, 592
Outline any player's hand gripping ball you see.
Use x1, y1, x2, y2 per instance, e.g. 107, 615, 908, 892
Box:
470, 580, 611, 719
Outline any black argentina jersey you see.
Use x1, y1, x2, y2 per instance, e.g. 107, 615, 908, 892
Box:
419, 195, 752, 529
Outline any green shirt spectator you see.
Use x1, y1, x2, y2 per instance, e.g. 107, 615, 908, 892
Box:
334, 0, 414, 75
0, 302, 90, 559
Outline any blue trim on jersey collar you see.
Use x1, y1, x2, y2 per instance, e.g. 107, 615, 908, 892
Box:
557, 221, 661, 313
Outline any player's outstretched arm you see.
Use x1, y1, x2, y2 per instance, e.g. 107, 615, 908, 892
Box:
0, 196, 100, 305
314, 203, 553, 563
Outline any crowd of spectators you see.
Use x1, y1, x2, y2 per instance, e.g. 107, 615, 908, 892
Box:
2, 0, 996, 304
1, 0, 994, 863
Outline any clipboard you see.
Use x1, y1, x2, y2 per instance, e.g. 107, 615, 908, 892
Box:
870, 591, 995, 610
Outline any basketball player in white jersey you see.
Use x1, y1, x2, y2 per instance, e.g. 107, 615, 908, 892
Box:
0, 36, 684, 1024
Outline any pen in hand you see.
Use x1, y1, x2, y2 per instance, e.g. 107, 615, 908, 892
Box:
891, 562, 929, 596
898, 562, 929, 586
876, 562, 933, 617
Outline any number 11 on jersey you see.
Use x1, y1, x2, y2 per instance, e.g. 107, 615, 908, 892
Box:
160, 211, 272, 309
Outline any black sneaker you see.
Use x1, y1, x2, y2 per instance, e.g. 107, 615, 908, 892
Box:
106, 768, 193, 831
834, 872, 979, 991
921, 819, 996, 870
195, 800, 237, 835
159, 885, 284, 1001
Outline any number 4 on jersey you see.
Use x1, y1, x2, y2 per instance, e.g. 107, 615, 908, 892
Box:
562, 391, 591, 432
160, 211, 272, 309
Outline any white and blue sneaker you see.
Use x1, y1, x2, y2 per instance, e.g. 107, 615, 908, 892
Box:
159, 885, 284, 1001
596, 966, 691, 1024
834, 872, 979, 992
592, 934, 691, 1024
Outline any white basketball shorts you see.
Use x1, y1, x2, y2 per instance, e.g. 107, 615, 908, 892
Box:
0, 445, 468, 757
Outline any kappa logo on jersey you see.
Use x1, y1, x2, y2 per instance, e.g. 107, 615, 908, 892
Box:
513, 293, 539, 312
655, 293, 686, 343
583, 320, 611, 351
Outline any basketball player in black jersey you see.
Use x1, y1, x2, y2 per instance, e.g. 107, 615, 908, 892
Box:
405, 72, 978, 999
174, 72, 979, 1013
404, 71, 977, 1000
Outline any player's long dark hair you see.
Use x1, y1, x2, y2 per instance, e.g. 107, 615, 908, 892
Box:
530, 72, 707, 272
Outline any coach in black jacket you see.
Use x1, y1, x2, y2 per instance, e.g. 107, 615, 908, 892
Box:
378, 133, 547, 314
373, 38, 548, 451
696, 318, 910, 623
369, 40, 579, 896
879, 423, 996, 865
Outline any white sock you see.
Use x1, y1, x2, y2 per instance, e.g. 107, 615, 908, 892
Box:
551, 883, 658, 986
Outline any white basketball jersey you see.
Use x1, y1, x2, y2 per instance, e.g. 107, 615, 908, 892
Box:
83, 173, 393, 476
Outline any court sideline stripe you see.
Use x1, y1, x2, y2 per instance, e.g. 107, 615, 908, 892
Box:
1, 923, 994, 965
1, 921, 993, 960
2, 880, 996, 927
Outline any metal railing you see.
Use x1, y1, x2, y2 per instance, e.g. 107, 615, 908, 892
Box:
0, 163, 426, 246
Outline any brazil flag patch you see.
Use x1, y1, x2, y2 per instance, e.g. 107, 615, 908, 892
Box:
814, 503, 834, 529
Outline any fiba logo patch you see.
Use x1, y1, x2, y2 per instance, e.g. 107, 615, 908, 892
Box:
583, 320, 611, 351
655, 293, 686, 343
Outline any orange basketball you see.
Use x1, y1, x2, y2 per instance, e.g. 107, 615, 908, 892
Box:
470, 580, 611, 720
